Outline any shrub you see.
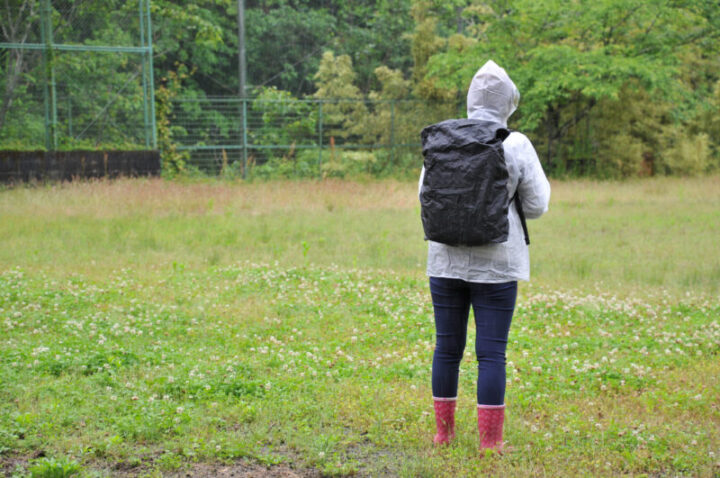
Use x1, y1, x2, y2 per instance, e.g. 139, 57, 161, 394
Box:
661, 133, 712, 176
321, 151, 376, 178
598, 133, 645, 178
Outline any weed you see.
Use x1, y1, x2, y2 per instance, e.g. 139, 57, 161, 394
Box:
27, 456, 82, 478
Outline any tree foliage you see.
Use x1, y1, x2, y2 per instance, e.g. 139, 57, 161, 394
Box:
1, 0, 718, 178
313, 51, 367, 140
423, 0, 720, 175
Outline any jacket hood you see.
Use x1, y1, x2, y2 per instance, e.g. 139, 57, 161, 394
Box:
466, 60, 519, 126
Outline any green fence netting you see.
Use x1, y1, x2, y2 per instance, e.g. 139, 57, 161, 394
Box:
0, 0, 156, 151
170, 97, 456, 177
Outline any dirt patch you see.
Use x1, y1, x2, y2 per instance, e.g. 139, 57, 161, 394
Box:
164, 462, 322, 478
1, 455, 22, 476
0, 451, 44, 476
0, 456, 323, 478
1, 453, 322, 478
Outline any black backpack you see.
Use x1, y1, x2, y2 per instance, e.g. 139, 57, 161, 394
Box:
419, 119, 529, 247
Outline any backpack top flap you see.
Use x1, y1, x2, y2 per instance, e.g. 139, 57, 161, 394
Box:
420, 119, 512, 246
421, 119, 508, 163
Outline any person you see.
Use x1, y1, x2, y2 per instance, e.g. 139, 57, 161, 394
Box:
419, 60, 551, 452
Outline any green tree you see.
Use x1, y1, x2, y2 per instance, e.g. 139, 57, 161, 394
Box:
423, 0, 720, 174
313, 51, 368, 141
362, 66, 411, 146
0, 0, 38, 135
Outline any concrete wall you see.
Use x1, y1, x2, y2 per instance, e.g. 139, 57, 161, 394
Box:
0, 151, 161, 182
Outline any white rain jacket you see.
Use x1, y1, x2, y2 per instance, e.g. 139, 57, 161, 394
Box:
419, 60, 550, 283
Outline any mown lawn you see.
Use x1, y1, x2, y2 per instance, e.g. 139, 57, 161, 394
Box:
1, 177, 718, 477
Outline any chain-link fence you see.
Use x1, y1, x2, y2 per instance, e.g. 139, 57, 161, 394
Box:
0, 0, 156, 151
170, 97, 455, 177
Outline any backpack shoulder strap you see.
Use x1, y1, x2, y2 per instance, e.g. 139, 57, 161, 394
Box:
494, 127, 510, 141
513, 192, 530, 245
503, 129, 529, 245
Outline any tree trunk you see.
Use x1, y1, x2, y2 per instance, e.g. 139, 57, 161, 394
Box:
546, 105, 560, 172
0, 0, 35, 132
0, 50, 25, 132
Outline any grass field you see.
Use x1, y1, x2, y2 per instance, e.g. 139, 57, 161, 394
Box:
1, 176, 718, 477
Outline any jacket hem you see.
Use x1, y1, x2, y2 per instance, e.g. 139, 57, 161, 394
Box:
426, 272, 529, 283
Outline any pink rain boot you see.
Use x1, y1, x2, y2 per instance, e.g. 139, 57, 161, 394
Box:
477, 404, 505, 453
433, 398, 457, 445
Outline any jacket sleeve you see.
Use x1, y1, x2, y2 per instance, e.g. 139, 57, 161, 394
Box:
514, 134, 550, 219
418, 166, 425, 201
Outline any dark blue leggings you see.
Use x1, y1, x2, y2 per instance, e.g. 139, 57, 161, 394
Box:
429, 277, 517, 405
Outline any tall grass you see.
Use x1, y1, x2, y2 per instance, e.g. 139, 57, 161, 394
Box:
535, 176, 720, 296
1, 176, 718, 295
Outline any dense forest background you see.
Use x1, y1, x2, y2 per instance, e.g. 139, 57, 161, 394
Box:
2, 0, 720, 177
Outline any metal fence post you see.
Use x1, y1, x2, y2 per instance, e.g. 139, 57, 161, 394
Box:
390, 100, 396, 165
67, 96, 73, 138
40, 0, 57, 150
317, 100, 323, 177
139, 0, 151, 148
144, 0, 158, 149
242, 97, 248, 179
40, 2, 50, 150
